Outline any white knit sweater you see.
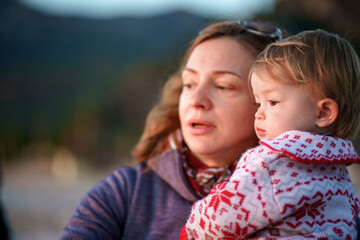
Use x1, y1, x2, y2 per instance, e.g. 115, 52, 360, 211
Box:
184, 130, 360, 239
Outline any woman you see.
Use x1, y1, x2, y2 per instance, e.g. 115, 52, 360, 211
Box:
60, 20, 282, 239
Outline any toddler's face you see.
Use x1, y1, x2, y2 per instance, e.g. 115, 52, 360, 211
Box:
251, 71, 320, 139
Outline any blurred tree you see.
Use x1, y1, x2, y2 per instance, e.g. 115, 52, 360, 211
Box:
273, 0, 360, 53
0, 1, 208, 166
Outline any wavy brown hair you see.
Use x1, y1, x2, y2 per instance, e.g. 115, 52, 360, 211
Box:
132, 21, 281, 162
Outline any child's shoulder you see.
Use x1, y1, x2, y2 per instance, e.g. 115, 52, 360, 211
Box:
258, 130, 360, 165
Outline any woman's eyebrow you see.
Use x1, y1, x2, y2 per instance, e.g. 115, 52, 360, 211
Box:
208, 70, 245, 79
213, 70, 244, 79
182, 67, 197, 74
183, 68, 243, 79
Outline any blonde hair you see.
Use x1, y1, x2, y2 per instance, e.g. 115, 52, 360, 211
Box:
132, 21, 281, 162
251, 29, 360, 139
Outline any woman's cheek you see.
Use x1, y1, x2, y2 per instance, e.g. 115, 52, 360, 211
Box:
178, 93, 187, 117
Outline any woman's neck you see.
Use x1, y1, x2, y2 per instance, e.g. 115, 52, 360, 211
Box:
193, 144, 255, 167
186, 135, 259, 167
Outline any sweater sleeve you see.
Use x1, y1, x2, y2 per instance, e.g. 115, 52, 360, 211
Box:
183, 149, 281, 239
357, 216, 360, 240
61, 166, 136, 240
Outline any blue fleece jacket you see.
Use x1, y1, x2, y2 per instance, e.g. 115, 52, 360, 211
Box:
61, 149, 200, 240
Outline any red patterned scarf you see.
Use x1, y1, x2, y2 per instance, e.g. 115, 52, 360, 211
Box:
164, 130, 238, 197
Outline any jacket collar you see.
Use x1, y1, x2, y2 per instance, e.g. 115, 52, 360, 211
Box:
148, 149, 200, 202
259, 130, 360, 164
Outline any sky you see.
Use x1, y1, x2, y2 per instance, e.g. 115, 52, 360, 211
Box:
19, 0, 277, 19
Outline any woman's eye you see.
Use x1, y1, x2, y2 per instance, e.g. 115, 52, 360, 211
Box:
216, 84, 233, 91
269, 100, 278, 106
217, 85, 228, 90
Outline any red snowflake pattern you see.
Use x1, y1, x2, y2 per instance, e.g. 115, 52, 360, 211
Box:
208, 183, 235, 211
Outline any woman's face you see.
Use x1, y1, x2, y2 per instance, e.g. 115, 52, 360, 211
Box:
179, 37, 258, 167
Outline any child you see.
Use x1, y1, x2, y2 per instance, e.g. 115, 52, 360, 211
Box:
180, 29, 360, 239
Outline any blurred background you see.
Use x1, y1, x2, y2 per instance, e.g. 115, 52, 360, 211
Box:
0, 0, 359, 239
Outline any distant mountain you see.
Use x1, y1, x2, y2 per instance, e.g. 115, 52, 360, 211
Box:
0, 1, 209, 161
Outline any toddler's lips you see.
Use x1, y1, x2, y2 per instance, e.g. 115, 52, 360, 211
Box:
255, 127, 266, 137
256, 127, 265, 132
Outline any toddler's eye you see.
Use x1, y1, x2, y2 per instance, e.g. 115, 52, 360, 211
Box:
254, 102, 261, 108
269, 100, 278, 106
183, 83, 194, 89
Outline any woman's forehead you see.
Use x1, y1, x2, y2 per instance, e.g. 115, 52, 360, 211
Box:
185, 37, 254, 74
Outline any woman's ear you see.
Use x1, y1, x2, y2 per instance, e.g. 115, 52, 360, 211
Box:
316, 98, 338, 128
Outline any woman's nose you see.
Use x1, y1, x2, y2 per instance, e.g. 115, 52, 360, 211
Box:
189, 84, 212, 110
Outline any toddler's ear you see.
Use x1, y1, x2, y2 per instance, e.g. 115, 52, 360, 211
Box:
316, 98, 338, 128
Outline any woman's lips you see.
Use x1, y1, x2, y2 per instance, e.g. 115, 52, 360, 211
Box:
187, 119, 215, 135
